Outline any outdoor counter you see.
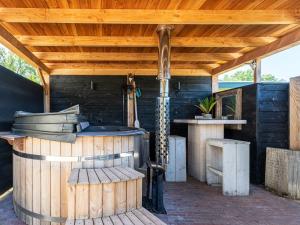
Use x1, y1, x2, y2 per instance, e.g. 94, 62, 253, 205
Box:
174, 119, 247, 182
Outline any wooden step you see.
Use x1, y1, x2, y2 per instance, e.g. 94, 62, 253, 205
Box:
67, 167, 144, 219
65, 208, 166, 225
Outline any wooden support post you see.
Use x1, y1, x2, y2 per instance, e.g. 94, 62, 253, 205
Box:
212, 75, 219, 93
289, 76, 300, 150
253, 59, 261, 83
43, 73, 50, 113
37, 68, 50, 112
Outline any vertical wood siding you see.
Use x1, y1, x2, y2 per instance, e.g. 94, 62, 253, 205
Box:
50, 75, 212, 132
224, 83, 289, 184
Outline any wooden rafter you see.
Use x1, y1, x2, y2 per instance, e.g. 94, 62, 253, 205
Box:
16, 35, 277, 48
0, 9, 299, 24
0, 25, 50, 74
212, 27, 300, 75
35, 52, 242, 62
50, 68, 211, 76
48, 62, 213, 76
45, 63, 219, 70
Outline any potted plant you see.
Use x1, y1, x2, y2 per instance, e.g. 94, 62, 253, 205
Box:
195, 97, 216, 119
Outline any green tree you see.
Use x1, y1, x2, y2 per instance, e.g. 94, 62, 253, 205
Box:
221, 69, 283, 82
0, 45, 41, 84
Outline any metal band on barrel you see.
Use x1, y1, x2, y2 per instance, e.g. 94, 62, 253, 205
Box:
14, 199, 66, 223
12, 150, 134, 162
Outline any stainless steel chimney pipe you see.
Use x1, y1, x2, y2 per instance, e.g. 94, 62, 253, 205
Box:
155, 25, 173, 169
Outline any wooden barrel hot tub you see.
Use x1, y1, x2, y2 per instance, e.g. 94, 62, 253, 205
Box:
9, 126, 143, 225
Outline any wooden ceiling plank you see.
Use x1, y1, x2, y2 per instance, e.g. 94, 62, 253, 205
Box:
212, 27, 300, 75
0, 8, 299, 24
49, 68, 211, 76
16, 35, 277, 48
34, 52, 242, 62
0, 24, 50, 74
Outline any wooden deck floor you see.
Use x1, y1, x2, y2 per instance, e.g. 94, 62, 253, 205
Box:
1, 178, 300, 225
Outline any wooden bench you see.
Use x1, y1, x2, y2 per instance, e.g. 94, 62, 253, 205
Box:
67, 167, 144, 219
206, 139, 250, 196
65, 208, 166, 225
166, 135, 186, 182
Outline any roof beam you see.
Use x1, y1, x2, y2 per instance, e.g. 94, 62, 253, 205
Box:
34, 52, 242, 62
16, 35, 277, 48
0, 8, 299, 24
0, 25, 50, 74
212, 27, 300, 75
50, 68, 211, 76
45, 62, 218, 69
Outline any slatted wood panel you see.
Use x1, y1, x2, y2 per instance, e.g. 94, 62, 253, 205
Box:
265, 147, 300, 199
65, 208, 166, 225
289, 76, 300, 150
11, 135, 137, 224
0, 1, 300, 76
188, 124, 224, 182
206, 139, 250, 196
67, 167, 144, 219
223, 83, 289, 184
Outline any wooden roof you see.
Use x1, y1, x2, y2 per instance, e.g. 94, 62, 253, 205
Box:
0, 0, 300, 77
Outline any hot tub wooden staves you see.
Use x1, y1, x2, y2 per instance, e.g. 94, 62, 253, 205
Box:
9, 135, 136, 225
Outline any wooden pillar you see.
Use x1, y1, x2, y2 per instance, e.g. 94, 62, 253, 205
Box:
289, 76, 300, 150
37, 68, 50, 112
43, 73, 50, 112
212, 75, 219, 93
252, 59, 261, 83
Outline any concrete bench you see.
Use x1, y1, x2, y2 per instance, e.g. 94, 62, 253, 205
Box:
206, 139, 250, 196
166, 135, 187, 182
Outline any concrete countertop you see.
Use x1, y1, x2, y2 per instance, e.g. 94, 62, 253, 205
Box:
173, 119, 247, 125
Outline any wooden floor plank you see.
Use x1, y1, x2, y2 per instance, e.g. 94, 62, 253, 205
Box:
125, 212, 144, 225
95, 168, 111, 183
110, 215, 123, 225
102, 217, 113, 225
118, 214, 135, 225
139, 208, 167, 225
132, 209, 156, 225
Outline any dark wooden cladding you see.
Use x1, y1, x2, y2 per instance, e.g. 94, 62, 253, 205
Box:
50, 75, 212, 132
224, 83, 289, 184
0, 65, 43, 194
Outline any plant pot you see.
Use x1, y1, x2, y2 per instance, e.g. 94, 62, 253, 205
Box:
195, 115, 204, 119
202, 113, 212, 119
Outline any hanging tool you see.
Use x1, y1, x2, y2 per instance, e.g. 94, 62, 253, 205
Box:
133, 78, 140, 128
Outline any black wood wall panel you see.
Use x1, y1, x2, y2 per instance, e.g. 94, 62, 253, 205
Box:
0, 65, 43, 193
224, 83, 289, 184
50, 75, 212, 160
50, 75, 212, 133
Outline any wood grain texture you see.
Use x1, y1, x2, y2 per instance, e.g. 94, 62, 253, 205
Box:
0, 1, 300, 77
17, 35, 276, 47
265, 147, 300, 199
188, 124, 224, 182
0, 8, 299, 24
289, 76, 300, 150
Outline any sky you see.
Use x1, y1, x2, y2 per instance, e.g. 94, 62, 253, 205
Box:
219, 44, 300, 81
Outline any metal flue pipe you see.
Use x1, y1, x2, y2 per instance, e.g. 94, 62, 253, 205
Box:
155, 25, 173, 169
